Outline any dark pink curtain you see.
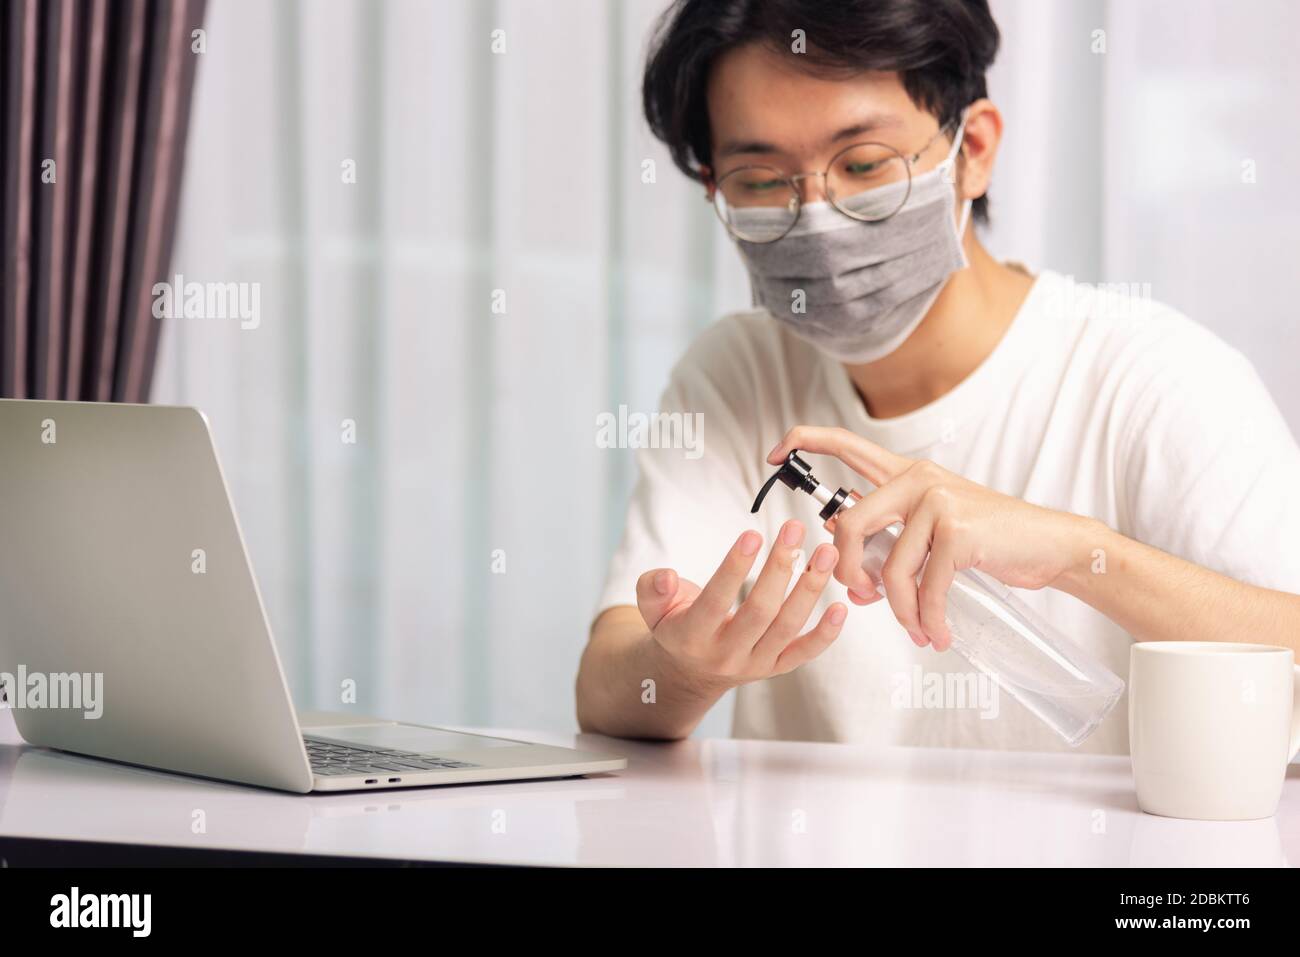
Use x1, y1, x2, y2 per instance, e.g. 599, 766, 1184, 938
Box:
1, 0, 205, 403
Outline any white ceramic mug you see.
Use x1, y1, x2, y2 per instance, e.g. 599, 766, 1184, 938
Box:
1129, 642, 1300, 820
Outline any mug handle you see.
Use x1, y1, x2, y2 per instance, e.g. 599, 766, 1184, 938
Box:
1291, 665, 1300, 763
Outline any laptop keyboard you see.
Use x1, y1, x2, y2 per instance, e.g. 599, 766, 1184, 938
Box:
305, 736, 480, 776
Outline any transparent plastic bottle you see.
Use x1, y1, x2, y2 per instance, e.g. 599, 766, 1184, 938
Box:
859, 521, 1124, 745
752, 451, 1125, 747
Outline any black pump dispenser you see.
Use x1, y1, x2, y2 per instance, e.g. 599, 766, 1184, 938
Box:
751, 449, 857, 524
750, 450, 818, 513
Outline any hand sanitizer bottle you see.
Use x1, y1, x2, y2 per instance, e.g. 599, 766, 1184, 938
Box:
752, 450, 1124, 746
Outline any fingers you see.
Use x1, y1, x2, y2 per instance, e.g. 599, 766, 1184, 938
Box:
635, 568, 682, 630
767, 426, 912, 487
917, 533, 957, 651
847, 586, 884, 606
828, 479, 913, 596
830, 522, 878, 598
880, 514, 933, 647
685, 530, 763, 633
751, 542, 839, 662
725, 520, 806, 646
772, 602, 848, 675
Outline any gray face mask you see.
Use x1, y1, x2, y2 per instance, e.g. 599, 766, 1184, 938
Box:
733, 121, 971, 364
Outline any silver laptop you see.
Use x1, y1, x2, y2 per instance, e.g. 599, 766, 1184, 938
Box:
0, 399, 626, 793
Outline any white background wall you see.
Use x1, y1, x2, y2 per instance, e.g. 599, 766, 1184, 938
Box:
155, 0, 1300, 739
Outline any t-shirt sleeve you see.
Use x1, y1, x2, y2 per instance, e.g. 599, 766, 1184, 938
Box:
1118, 325, 1300, 593
594, 328, 768, 621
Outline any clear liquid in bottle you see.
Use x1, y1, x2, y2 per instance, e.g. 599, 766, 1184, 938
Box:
750, 451, 1126, 747
862, 523, 1124, 746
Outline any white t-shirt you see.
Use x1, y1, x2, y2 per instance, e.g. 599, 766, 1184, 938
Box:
596, 269, 1300, 754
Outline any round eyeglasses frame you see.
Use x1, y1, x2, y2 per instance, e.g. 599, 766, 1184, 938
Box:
710, 119, 959, 244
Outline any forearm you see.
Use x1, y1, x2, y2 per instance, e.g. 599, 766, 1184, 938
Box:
1053, 518, 1300, 653
576, 606, 728, 740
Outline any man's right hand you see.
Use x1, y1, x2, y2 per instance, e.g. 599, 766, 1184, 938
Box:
635, 520, 849, 694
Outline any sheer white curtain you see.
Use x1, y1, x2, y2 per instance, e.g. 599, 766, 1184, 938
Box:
986, 0, 1300, 419
155, 0, 1299, 737
154, 0, 749, 735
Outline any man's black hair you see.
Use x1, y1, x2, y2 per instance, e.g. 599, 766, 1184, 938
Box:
642, 0, 1001, 225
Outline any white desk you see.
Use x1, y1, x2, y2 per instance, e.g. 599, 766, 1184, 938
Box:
0, 712, 1295, 866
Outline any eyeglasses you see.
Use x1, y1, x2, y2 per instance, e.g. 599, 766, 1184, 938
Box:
711, 120, 958, 244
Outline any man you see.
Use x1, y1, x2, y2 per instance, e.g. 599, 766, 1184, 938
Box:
576, 0, 1300, 752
